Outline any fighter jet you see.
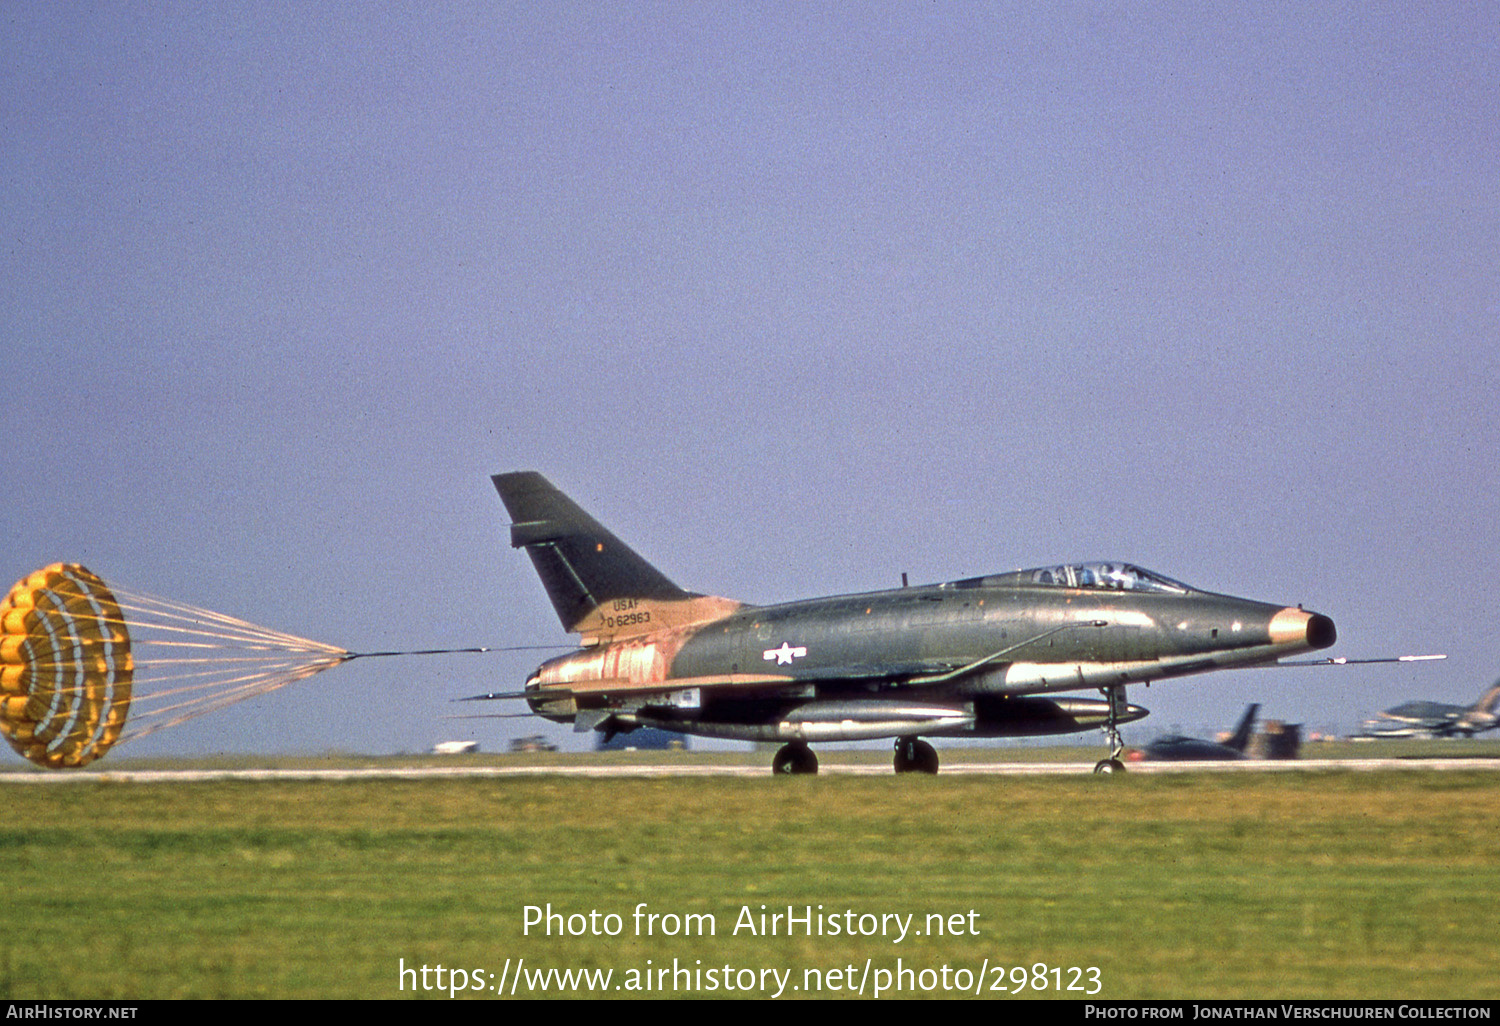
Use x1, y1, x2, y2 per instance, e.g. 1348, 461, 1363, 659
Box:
1135, 704, 1259, 761
1351, 681, 1500, 739
466, 472, 1339, 775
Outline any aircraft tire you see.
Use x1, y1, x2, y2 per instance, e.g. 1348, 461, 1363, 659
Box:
894, 737, 939, 774
772, 743, 818, 775
1093, 758, 1126, 775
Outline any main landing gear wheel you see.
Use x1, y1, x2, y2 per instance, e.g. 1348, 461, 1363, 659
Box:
894, 737, 939, 774
772, 742, 818, 775
1093, 758, 1125, 775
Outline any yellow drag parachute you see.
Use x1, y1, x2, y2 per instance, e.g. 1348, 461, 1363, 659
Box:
1, 564, 131, 768
1, 563, 349, 770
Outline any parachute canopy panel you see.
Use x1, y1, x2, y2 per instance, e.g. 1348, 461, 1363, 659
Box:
0, 564, 132, 769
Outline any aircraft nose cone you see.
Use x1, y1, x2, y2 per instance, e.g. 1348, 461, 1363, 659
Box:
1269, 607, 1337, 650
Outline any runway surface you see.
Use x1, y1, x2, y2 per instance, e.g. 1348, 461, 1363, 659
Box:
3, 758, 1498, 783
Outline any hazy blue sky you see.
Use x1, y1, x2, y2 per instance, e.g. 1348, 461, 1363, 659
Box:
4, 3, 1497, 760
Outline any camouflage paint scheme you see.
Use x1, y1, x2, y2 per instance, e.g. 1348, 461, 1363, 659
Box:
484, 472, 1337, 773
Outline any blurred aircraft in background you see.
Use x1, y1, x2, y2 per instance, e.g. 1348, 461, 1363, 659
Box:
1352, 680, 1500, 739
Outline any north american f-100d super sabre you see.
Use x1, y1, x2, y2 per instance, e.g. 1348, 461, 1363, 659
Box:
465, 472, 1340, 774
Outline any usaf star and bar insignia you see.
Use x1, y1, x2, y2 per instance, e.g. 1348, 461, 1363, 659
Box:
763, 642, 808, 666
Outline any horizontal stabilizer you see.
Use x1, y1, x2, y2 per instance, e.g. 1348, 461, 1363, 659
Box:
455, 673, 796, 705
574, 710, 612, 733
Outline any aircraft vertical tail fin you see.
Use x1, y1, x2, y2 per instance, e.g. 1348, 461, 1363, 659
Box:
1225, 703, 1260, 753
492, 472, 741, 642
1471, 680, 1500, 715
1460, 679, 1500, 733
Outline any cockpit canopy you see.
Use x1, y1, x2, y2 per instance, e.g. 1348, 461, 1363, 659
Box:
953, 562, 1193, 594
1023, 562, 1190, 593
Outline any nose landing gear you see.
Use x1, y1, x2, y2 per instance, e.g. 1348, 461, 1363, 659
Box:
1093, 684, 1129, 775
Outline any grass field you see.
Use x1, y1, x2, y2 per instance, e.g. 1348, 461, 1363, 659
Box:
2, 765, 1496, 1000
